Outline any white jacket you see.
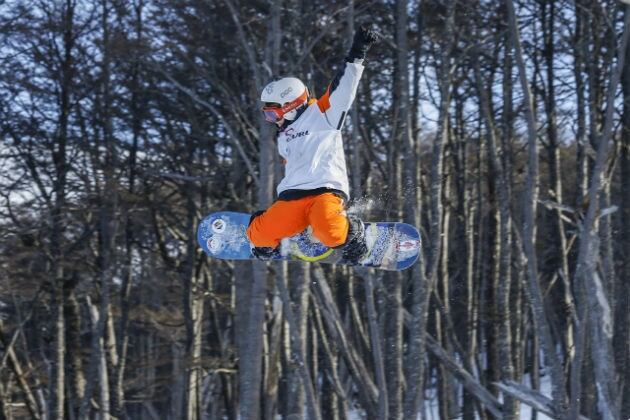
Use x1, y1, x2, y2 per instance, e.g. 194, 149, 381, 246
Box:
276, 61, 364, 200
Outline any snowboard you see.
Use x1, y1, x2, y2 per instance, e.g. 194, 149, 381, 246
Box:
197, 211, 421, 271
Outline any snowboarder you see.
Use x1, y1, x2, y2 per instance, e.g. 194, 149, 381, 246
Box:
246, 25, 379, 264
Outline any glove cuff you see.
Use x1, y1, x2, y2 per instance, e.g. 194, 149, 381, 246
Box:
347, 43, 370, 62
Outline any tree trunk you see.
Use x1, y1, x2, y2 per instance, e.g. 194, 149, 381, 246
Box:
276, 268, 321, 420
49, 0, 77, 416
114, 2, 146, 417
311, 267, 378, 413
617, 12, 630, 417
87, 297, 111, 420
312, 300, 348, 419
569, 3, 589, 415
572, 8, 630, 418
505, 0, 568, 415
285, 264, 311, 418
236, 0, 280, 414
80, 2, 118, 415
474, 47, 517, 419
186, 271, 206, 420
541, 0, 573, 368
404, 4, 455, 417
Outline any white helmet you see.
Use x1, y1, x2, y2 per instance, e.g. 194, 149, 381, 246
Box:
260, 77, 309, 122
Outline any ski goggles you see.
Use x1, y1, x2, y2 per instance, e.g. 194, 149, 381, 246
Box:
261, 90, 309, 123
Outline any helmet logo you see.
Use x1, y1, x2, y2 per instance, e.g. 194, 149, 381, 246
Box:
280, 86, 293, 98
266, 84, 274, 94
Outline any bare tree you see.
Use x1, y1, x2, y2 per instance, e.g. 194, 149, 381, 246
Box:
404, 2, 457, 417
572, 5, 630, 419
505, 0, 568, 415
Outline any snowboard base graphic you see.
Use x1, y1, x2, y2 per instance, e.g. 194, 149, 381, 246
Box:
197, 211, 420, 271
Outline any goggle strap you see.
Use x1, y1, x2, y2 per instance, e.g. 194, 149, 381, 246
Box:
280, 90, 308, 113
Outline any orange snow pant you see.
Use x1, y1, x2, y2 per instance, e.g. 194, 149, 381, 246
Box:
246, 193, 349, 249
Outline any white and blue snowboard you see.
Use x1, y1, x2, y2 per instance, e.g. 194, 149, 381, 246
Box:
197, 211, 420, 271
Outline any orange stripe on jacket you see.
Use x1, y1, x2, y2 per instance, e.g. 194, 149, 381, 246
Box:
246, 193, 348, 249
317, 86, 331, 112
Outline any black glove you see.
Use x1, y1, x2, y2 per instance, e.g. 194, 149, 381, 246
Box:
251, 246, 281, 261
248, 210, 281, 260
347, 25, 379, 62
249, 210, 265, 226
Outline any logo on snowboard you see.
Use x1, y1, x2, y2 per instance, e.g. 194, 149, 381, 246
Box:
212, 219, 226, 234
207, 237, 222, 253
398, 240, 420, 251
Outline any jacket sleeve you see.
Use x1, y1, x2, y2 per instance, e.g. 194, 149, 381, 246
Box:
316, 61, 364, 129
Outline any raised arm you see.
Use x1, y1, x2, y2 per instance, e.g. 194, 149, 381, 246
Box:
317, 25, 379, 129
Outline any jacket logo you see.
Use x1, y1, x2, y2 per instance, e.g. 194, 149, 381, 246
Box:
284, 128, 309, 142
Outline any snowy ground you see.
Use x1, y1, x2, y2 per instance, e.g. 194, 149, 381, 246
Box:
348, 404, 553, 420
346, 372, 554, 419
346, 406, 552, 420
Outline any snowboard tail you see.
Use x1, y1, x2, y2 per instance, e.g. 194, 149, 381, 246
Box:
197, 211, 420, 271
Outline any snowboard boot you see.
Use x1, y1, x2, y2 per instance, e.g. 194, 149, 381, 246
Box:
251, 246, 281, 261
340, 216, 368, 265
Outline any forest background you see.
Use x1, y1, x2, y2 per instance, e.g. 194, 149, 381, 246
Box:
1, 0, 629, 419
